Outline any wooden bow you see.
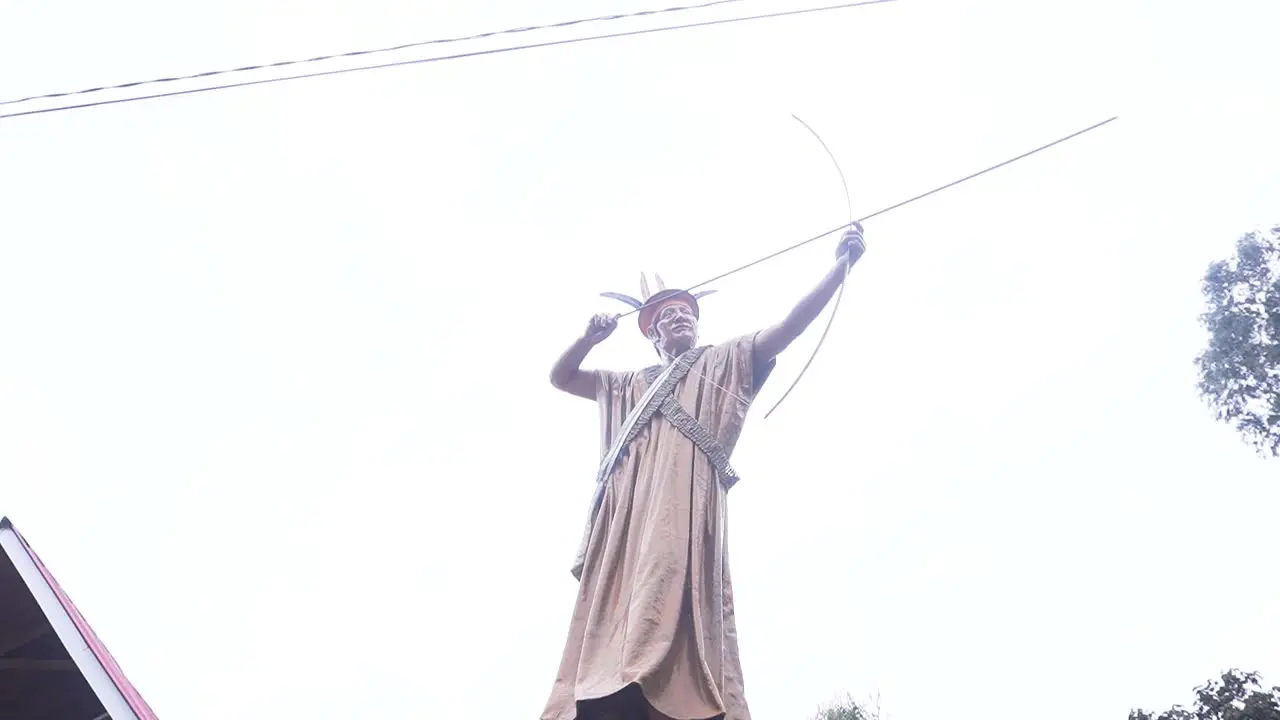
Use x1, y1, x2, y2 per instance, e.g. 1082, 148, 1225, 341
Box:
763, 114, 857, 419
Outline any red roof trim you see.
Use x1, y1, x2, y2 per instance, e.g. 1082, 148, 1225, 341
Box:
10, 524, 159, 719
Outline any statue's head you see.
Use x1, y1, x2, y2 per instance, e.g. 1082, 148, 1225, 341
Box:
601, 273, 717, 362
643, 291, 700, 357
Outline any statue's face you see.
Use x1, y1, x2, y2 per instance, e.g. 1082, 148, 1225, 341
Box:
651, 301, 698, 352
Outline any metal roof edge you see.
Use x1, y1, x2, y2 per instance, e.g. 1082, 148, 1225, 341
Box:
0, 517, 158, 719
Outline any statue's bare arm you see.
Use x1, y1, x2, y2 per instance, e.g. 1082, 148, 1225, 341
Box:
550, 313, 617, 400
753, 226, 866, 367
753, 255, 851, 366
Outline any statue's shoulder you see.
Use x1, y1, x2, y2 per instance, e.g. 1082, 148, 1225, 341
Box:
701, 335, 754, 358
599, 365, 662, 390
640, 364, 664, 384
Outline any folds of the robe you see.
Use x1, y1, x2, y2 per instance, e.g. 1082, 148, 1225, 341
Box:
541, 333, 774, 720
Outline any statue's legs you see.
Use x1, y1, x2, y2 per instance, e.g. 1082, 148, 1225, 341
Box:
575, 683, 712, 720
644, 705, 677, 720
575, 685, 644, 720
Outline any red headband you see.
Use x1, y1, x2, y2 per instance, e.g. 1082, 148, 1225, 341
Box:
600, 273, 717, 337
639, 293, 698, 337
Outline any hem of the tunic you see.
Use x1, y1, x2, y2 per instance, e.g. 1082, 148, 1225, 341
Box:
570, 682, 725, 720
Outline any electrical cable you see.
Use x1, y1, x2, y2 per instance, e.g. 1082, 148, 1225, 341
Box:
0, 0, 752, 108
0, 0, 895, 122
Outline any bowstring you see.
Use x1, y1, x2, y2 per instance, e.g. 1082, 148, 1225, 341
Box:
608, 116, 1119, 416
614, 116, 1119, 324
762, 114, 857, 419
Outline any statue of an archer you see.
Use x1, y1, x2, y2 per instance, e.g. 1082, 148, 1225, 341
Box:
541, 224, 867, 720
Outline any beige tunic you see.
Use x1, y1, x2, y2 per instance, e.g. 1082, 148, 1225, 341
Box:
542, 333, 774, 720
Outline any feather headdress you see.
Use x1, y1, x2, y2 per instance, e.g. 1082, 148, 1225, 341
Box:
601, 273, 716, 337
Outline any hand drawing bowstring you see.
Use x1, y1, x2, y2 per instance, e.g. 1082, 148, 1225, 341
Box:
639, 114, 1119, 418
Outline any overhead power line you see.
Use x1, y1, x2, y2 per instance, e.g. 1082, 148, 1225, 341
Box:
0, 0, 895, 122
0, 0, 751, 108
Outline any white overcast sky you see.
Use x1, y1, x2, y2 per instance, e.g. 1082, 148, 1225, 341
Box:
1, 0, 1277, 718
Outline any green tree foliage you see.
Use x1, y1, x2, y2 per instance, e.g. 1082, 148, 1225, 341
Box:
812, 693, 879, 720
1130, 670, 1280, 720
1196, 225, 1280, 457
